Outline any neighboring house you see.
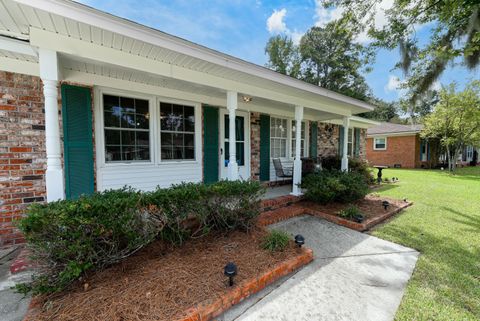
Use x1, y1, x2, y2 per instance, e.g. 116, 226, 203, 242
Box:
366, 123, 439, 168
0, 0, 378, 247
367, 123, 479, 169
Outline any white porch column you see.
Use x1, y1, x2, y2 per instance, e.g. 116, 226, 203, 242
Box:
291, 105, 304, 196
341, 116, 350, 171
39, 49, 65, 201
227, 91, 239, 180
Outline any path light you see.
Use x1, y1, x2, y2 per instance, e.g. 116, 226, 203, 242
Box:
294, 234, 305, 248
403, 198, 408, 203
224, 262, 237, 287
382, 200, 390, 210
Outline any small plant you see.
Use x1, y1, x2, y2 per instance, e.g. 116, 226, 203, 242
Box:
339, 205, 363, 219
262, 230, 290, 252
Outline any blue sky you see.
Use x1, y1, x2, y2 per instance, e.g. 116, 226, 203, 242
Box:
79, 0, 477, 102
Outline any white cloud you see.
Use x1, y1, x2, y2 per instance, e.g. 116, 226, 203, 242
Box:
267, 8, 288, 33
430, 81, 442, 91
266, 8, 304, 45
385, 75, 407, 97
314, 0, 344, 27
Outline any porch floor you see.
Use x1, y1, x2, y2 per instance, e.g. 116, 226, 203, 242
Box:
262, 185, 294, 200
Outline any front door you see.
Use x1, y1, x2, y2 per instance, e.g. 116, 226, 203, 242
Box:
219, 109, 250, 180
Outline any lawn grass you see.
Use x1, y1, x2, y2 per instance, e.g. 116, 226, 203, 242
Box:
370, 167, 480, 321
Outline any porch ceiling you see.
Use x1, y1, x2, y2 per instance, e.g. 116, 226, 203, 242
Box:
0, 0, 376, 119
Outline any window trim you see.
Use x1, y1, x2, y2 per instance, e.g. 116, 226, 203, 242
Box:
96, 88, 156, 167
95, 87, 202, 169
373, 137, 387, 151
159, 101, 197, 162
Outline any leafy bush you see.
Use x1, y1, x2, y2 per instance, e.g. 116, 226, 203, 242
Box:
17, 188, 160, 294
339, 205, 363, 219
17, 180, 264, 294
301, 170, 369, 204
206, 180, 264, 232
321, 155, 374, 184
262, 230, 290, 252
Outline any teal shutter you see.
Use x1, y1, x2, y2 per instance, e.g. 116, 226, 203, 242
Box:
354, 128, 361, 157
61, 84, 94, 199
309, 121, 318, 158
203, 106, 219, 184
338, 125, 344, 156
259, 114, 270, 181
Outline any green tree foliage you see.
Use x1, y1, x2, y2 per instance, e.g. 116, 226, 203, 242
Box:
264, 20, 373, 101
322, 0, 480, 101
422, 81, 480, 171
265, 35, 302, 78
360, 98, 399, 121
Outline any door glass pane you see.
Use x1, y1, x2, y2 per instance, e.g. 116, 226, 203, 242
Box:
223, 114, 245, 167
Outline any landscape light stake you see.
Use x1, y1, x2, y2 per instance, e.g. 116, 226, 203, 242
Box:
382, 200, 390, 211
294, 234, 305, 248
224, 262, 237, 287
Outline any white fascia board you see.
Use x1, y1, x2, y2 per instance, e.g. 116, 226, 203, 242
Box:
0, 36, 37, 56
350, 116, 381, 126
16, 0, 374, 112
63, 69, 319, 120
367, 131, 420, 138
32, 28, 350, 116
0, 56, 39, 76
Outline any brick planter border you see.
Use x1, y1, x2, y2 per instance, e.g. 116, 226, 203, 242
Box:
176, 248, 313, 321
258, 201, 413, 232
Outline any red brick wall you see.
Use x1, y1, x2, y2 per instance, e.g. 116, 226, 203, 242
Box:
366, 135, 418, 168
250, 112, 260, 180
0, 72, 46, 247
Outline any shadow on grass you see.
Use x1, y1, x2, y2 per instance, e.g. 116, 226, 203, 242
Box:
374, 224, 480, 318
370, 183, 400, 193
442, 206, 480, 232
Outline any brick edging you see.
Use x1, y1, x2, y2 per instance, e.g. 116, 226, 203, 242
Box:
257, 201, 414, 232
176, 248, 314, 321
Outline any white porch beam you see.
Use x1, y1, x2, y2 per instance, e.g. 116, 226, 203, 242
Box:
30, 28, 351, 116
0, 36, 37, 56
291, 105, 304, 196
0, 57, 39, 76
227, 91, 239, 180
341, 116, 350, 171
39, 48, 65, 202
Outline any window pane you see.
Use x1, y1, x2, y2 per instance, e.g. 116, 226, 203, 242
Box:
105, 130, 120, 145
172, 104, 184, 132
172, 133, 183, 146
105, 145, 121, 161
184, 147, 194, 160
162, 146, 173, 159
237, 142, 245, 166
184, 106, 195, 132
104, 94, 150, 163
173, 146, 184, 159
184, 134, 194, 147
136, 131, 149, 146
161, 133, 172, 146
236, 116, 244, 141
160, 103, 172, 130
121, 131, 135, 145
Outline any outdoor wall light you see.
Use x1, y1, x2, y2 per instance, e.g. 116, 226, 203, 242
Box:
242, 95, 252, 103
382, 200, 390, 210
294, 234, 305, 248
224, 262, 237, 287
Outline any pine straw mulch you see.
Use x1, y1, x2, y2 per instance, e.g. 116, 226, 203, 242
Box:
28, 228, 298, 321
303, 194, 408, 220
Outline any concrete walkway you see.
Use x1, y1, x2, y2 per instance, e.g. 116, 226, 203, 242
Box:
220, 215, 419, 321
0, 247, 31, 321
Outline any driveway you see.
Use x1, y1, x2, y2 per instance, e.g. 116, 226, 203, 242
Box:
220, 215, 419, 321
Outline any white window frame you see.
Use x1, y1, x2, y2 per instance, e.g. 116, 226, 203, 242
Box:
291, 120, 307, 158
158, 99, 198, 163
373, 137, 387, 150
94, 87, 202, 168
270, 117, 288, 158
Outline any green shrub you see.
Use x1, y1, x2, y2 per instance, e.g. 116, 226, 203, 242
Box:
339, 205, 363, 219
206, 180, 264, 232
262, 230, 290, 252
301, 170, 369, 204
17, 188, 159, 294
321, 155, 374, 184
17, 180, 264, 294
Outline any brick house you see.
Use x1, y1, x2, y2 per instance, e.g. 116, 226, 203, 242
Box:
0, 0, 378, 247
366, 123, 441, 169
